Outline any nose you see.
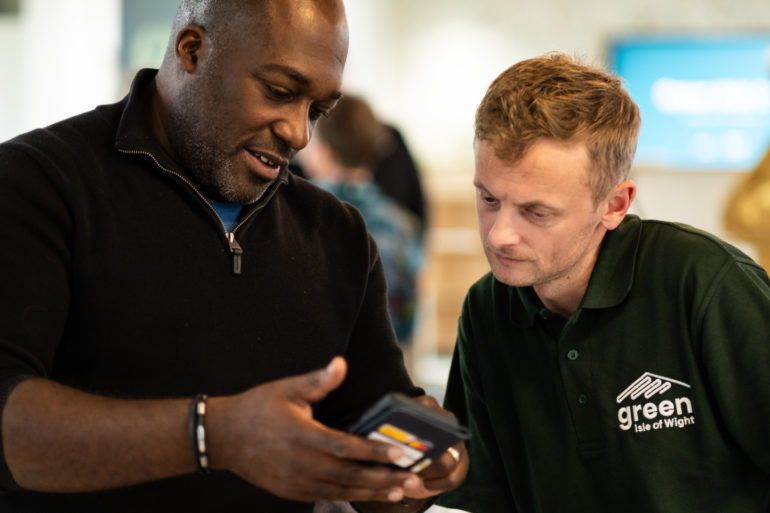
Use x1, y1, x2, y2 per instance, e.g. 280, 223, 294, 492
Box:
272, 106, 311, 151
485, 210, 522, 248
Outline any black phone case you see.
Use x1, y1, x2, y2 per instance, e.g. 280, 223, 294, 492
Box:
347, 392, 470, 472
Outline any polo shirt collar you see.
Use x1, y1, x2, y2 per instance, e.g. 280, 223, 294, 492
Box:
512, 214, 642, 325
581, 214, 641, 309
513, 286, 543, 327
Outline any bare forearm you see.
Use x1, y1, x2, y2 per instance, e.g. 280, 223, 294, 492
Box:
0, 361, 458, 504
1, 378, 194, 492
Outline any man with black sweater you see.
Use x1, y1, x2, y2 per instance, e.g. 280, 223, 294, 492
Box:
0, 1, 466, 511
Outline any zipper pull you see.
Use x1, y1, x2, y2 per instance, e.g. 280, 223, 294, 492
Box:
227, 232, 243, 275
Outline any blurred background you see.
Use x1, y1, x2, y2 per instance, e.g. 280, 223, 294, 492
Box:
2, 0, 770, 398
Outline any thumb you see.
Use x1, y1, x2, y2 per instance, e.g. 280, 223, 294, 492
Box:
287, 356, 347, 404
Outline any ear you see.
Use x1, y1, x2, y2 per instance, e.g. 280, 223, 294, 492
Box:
600, 179, 636, 230
174, 24, 206, 73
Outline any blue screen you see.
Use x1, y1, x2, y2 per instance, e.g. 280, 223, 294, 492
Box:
610, 35, 770, 171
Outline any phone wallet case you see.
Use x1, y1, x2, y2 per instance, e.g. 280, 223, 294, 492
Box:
347, 392, 470, 472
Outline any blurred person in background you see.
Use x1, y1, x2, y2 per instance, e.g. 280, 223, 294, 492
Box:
436, 52, 770, 513
724, 146, 770, 272
299, 95, 423, 353
291, 114, 427, 238
368, 125, 427, 235
722, 52, 770, 273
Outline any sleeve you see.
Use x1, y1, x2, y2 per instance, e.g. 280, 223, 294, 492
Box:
435, 294, 517, 513
697, 256, 770, 475
315, 230, 422, 430
0, 143, 73, 490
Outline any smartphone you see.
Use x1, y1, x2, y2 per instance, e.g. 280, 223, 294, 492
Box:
347, 392, 470, 472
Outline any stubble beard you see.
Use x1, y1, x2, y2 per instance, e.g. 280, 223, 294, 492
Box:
484, 247, 533, 288
165, 83, 268, 205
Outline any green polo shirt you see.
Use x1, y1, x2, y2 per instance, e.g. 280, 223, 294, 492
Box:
437, 215, 770, 513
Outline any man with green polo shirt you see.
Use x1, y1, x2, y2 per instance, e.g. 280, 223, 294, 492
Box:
436, 52, 770, 512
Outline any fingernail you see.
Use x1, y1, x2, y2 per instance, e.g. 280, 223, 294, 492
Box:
404, 475, 421, 489
387, 488, 404, 502
387, 446, 403, 462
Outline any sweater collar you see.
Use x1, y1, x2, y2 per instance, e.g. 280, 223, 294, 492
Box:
114, 69, 173, 165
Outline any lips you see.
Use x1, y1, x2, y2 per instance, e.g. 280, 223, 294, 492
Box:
244, 148, 287, 181
258, 153, 276, 166
246, 149, 284, 168
492, 251, 529, 265
497, 255, 521, 264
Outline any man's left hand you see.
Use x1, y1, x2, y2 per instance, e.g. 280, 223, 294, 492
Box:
351, 395, 468, 513
400, 395, 468, 499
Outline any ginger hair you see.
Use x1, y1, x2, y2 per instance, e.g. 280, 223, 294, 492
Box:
475, 52, 641, 202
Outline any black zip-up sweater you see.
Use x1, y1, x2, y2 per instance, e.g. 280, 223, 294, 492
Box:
0, 69, 417, 511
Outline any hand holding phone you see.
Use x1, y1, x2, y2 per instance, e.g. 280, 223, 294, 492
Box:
347, 392, 470, 473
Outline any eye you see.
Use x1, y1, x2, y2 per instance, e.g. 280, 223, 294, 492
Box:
264, 83, 295, 102
525, 207, 552, 222
477, 190, 498, 207
309, 105, 329, 121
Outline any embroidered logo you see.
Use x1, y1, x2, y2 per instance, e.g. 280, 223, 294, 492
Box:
616, 372, 696, 432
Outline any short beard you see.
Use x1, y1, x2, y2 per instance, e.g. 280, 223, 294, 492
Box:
164, 83, 268, 204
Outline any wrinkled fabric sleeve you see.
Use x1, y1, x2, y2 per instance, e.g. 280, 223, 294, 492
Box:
697, 256, 770, 476
0, 142, 73, 490
315, 226, 421, 431
435, 294, 517, 513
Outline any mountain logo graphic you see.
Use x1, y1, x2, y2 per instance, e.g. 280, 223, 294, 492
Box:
616, 372, 695, 432
616, 372, 690, 403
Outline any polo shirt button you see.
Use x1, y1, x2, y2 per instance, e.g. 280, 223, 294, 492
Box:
567, 349, 579, 361
578, 394, 589, 406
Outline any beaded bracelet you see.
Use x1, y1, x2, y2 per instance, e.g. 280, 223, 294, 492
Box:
189, 394, 212, 474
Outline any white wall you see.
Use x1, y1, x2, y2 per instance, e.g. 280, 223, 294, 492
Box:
0, 14, 21, 142
0, 0, 121, 142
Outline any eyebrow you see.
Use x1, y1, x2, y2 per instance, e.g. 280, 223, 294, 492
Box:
262, 64, 343, 100
472, 179, 487, 192
473, 180, 557, 211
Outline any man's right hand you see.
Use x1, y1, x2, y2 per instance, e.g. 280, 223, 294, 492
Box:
1, 358, 419, 502
206, 357, 421, 503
